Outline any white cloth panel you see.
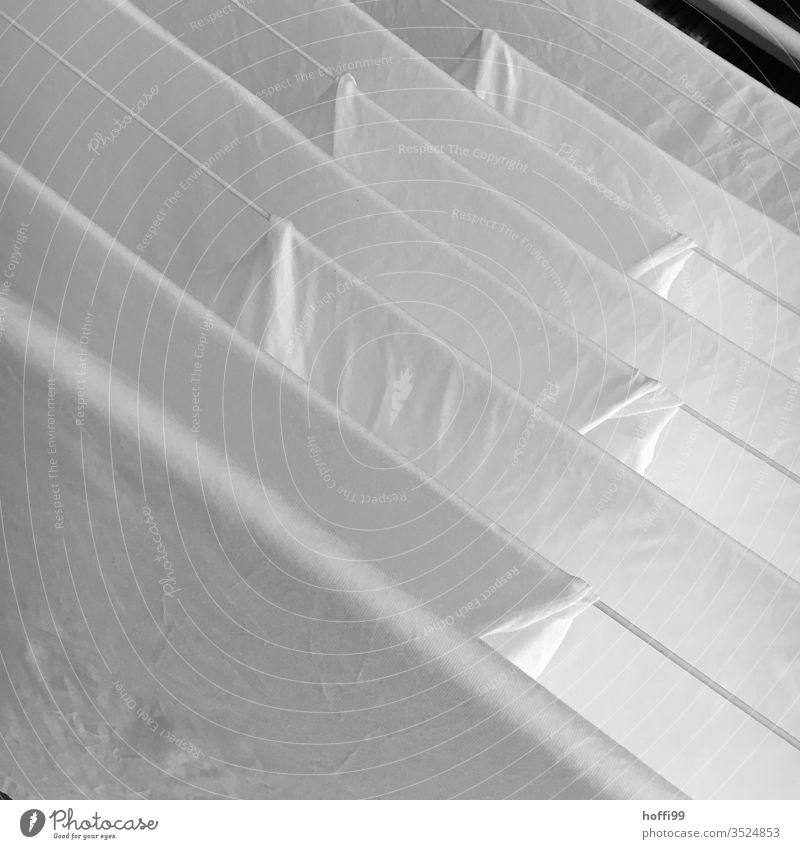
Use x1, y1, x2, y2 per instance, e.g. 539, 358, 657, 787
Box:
0, 12, 685, 580
643, 408, 800, 579
1, 165, 688, 799
354, 0, 800, 234
292, 73, 800, 482
451, 28, 800, 346
124, 0, 697, 298
2, 152, 596, 654
4, 137, 800, 755
5, 19, 800, 743
118, 0, 800, 477
0, 4, 679, 477
538, 605, 800, 800
674, 258, 800, 377
139, 0, 798, 372
298, 74, 800, 569
0, 286, 675, 800
545, 0, 800, 166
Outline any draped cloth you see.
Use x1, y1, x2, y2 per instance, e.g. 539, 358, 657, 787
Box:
291, 71, 800, 569
3, 156, 651, 799
357, 0, 800, 235
115, 0, 799, 476
450, 28, 800, 368
1, 0, 798, 800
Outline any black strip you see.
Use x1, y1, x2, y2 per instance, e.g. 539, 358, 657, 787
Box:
634, 0, 800, 105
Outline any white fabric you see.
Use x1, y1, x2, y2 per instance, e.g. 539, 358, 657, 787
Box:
538, 604, 800, 799
644, 407, 800, 578
5, 3, 800, 746
450, 27, 800, 365
127, 0, 697, 299
0, 1, 677, 474
290, 73, 800, 485
356, 0, 800, 234
145, 0, 797, 358
2, 157, 683, 800
121, 0, 800, 477
1, 146, 595, 658
294, 72, 800, 568
3, 134, 798, 789
2, 0, 800, 800
312, 69, 800, 607
0, 7, 684, 579
50, 0, 800, 752
549, 0, 800, 164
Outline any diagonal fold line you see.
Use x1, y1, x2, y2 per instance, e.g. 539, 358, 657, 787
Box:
230, 0, 335, 80
595, 600, 800, 753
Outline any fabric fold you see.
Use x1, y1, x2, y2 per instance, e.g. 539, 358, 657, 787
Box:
3, 130, 798, 753
0, 151, 594, 654
2, 0, 799, 801
449, 27, 800, 365
123, 0, 695, 299
111, 0, 800, 478
0, 0, 679, 477
355, 0, 800, 234
6, 158, 688, 798
291, 72, 800, 486
0, 285, 674, 800
298, 70, 696, 300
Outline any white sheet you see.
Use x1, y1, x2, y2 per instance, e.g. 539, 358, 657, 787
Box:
355, 0, 800, 234
2, 153, 598, 644
293, 73, 800, 484
14, 0, 794, 736
548, 0, 800, 164
4, 139, 799, 772
125, 0, 696, 299
643, 407, 800, 578
450, 28, 800, 363
115, 0, 800, 479
2, 160, 685, 799
308, 72, 800, 600
3, 0, 799, 800
539, 604, 800, 799
0, 1, 678, 476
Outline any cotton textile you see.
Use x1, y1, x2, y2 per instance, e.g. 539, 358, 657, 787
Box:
292, 73, 800, 483
128, 0, 696, 299
1, 0, 799, 801
357, 0, 800, 234
3, 155, 677, 800
119, 0, 800, 476
450, 28, 800, 370
0, 2, 679, 463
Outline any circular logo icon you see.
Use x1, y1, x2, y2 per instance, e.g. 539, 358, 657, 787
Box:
19, 809, 46, 837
